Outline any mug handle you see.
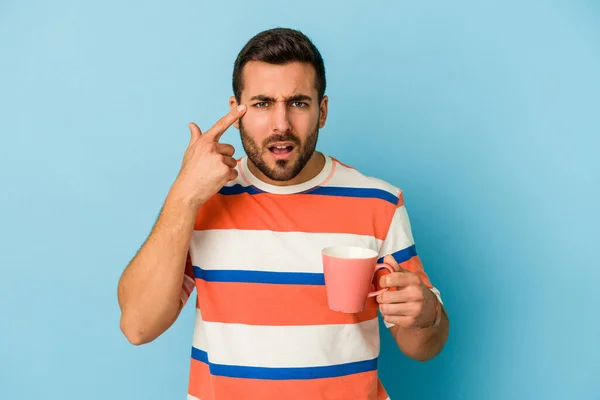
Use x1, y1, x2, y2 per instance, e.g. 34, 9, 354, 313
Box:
367, 263, 395, 298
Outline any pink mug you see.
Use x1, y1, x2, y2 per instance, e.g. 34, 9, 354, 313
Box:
322, 246, 395, 313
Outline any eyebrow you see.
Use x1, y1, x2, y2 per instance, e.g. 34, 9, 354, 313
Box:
249, 94, 313, 103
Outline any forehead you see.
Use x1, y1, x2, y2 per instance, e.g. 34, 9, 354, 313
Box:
241, 61, 318, 99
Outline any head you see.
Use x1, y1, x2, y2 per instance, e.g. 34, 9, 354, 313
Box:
230, 28, 328, 183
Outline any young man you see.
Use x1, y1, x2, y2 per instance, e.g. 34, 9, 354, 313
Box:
118, 28, 449, 400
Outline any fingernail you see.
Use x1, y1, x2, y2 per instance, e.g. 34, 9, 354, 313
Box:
237, 104, 246, 112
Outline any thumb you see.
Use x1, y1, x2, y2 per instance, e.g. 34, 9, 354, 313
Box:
188, 122, 202, 142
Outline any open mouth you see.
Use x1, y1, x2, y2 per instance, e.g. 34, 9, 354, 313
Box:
268, 142, 295, 158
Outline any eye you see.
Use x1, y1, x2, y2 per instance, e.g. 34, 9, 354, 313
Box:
254, 102, 269, 108
291, 101, 308, 108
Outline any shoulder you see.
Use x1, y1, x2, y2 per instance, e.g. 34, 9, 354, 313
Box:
327, 156, 404, 206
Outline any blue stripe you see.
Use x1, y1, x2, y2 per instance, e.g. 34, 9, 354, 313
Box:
309, 187, 399, 205
191, 347, 377, 380
192, 347, 209, 363
193, 266, 325, 285
219, 184, 263, 195
377, 244, 417, 264
218, 184, 398, 205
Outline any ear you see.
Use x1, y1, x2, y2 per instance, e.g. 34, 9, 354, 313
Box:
318, 95, 329, 129
229, 96, 241, 129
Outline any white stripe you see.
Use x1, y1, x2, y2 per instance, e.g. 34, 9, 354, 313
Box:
192, 308, 208, 351
190, 230, 382, 273
228, 157, 401, 199
378, 206, 415, 258
431, 287, 443, 304
325, 162, 401, 198
192, 309, 380, 368
240, 155, 334, 194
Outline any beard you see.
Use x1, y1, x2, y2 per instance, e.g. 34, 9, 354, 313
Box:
239, 119, 320, 182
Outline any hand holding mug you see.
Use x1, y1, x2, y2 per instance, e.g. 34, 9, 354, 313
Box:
376, 254, 438, 329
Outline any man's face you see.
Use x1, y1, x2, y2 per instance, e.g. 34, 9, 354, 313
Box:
231, 61, 328, 182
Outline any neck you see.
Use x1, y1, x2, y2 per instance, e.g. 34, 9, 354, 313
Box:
247, 151, 325, 187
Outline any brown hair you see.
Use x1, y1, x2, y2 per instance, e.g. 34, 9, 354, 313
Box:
232, 28, 326, 103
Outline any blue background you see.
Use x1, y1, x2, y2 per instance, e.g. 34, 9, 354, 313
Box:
1, 0, 599, 399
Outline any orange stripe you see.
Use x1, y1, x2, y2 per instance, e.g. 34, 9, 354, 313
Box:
188, 359, 214, 400
188, 359, 381, 400
377, 379, 389, 400
195, 193, 395, 240
196, 280, 379, 325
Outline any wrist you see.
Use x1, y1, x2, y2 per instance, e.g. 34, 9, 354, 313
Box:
167, 183, 205, 212
169, 176, 213, 209
422, 290, 439, 329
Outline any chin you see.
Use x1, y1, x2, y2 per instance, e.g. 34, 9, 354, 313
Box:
261, 159, 302, 182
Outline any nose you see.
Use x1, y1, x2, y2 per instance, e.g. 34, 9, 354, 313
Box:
271, 101, 292, 133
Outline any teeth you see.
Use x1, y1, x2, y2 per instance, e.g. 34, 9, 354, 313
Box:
275, 146, 288, 149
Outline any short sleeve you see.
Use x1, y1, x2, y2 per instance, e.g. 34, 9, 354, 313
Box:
377, 191, 442, 328
180, 252, 196, 306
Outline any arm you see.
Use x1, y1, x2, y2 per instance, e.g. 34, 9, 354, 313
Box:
388, 293, 449, 361
117, 190, 198, 345
378, 255, 449, 361
117, 105, 247, 345
375, 192, 450, 361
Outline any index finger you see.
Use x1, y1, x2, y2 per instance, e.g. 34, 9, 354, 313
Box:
204, 104, 247, 142
383, 255, 402, 272
380, 269, 422, 290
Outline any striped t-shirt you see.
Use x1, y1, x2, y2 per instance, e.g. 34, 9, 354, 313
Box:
180, 154, 441, 400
